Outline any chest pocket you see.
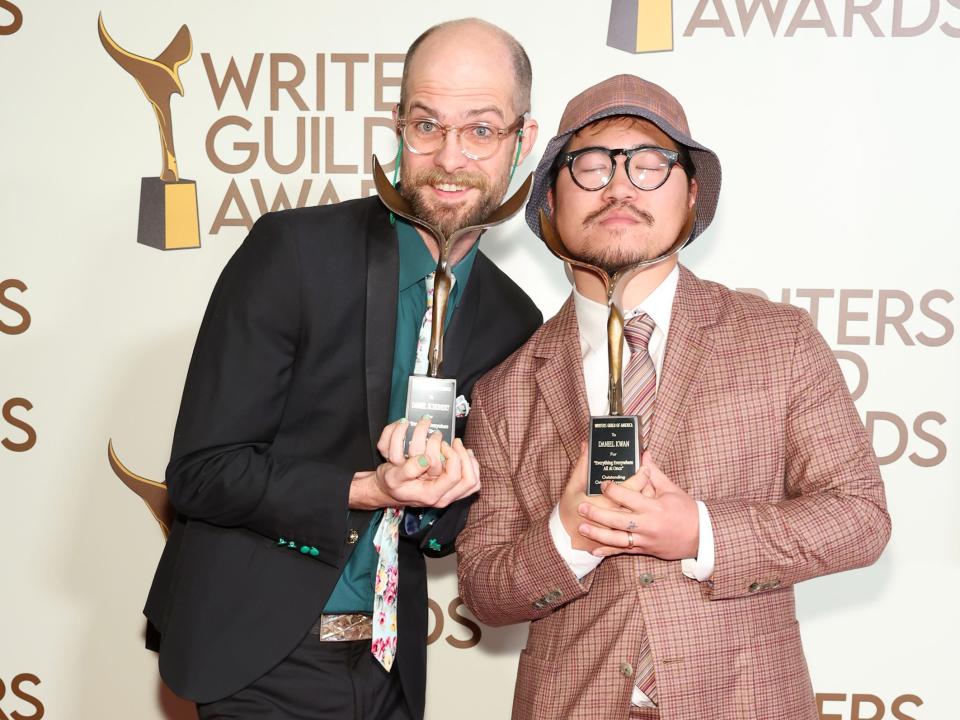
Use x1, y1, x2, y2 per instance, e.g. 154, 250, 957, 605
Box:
667, 386, 783, 500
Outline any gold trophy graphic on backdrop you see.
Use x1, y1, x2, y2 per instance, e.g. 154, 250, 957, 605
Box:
372, 156, 532, 452
98, 14, 200, 250
607, 0, 674, 54
538, 206, 693, 494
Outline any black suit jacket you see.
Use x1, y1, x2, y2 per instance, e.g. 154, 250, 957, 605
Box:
143, 196, 542, 716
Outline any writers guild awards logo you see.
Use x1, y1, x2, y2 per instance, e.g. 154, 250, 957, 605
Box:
0, 0, 22, 36
608, 0, 674, 54
98, 14, 201, 250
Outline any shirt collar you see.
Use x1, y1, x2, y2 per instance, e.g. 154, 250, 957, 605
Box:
573, 264, 679, 356
396, 219, 479, 304
397, 219, 436, 292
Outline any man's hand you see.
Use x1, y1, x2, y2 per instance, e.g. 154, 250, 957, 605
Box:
558, 443, 651, 552
576, 451, 699, 560
348, 417, 481, 510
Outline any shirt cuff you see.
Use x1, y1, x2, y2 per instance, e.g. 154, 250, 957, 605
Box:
681, 500, 715, 582
549, 504, 602, 581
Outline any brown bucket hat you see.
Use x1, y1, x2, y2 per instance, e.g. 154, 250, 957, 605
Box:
526, 74, 721, 245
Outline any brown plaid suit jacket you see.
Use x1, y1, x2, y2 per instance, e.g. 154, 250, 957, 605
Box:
457, 266, 890, 720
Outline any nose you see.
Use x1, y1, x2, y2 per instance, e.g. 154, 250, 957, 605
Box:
600, 155, 637, 203
433, 128, 469, 174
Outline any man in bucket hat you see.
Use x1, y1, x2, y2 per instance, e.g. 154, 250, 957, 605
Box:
457, 75, 890, 720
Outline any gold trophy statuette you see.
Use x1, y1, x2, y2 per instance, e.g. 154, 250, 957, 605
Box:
98, 14, 200, 250
538, 207, 694, 494
372, 156, 532, 452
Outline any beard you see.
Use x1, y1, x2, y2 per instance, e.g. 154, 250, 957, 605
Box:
399, 166, 509, 240
569, 200, 675, 276
575, 244, 651, 277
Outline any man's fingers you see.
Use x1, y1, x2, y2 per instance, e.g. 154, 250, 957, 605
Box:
467, 447, 480, 483
641, 451, 673, 491
388, 418, 409, 465
434, 471, 478, 507
599, 479, 653, 511
376, 420, 398, 458
424, 431, 444, 477
453, 440, 480, 492
389, 453, 430, 486
578, 522, 640, 549
407, 415, 433, 457
460, 441, 479, 489
620, 471, 645, 492
590, 544, 642, 558
432, 440, 481, 507
578, 503, 638, 531
440, 439, 463, 481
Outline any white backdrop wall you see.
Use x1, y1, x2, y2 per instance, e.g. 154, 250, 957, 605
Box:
1, 1, 957, 718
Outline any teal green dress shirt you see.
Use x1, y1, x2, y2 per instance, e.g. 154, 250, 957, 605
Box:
322, 218, 477, 613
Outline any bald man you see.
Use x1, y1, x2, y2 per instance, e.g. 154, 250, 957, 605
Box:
143, 19, 541, 720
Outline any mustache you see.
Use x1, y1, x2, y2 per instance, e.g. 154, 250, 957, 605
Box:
411, 168, 488, 192
583, 201, 654, 228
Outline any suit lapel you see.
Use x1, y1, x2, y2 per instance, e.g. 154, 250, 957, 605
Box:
649, 266, 716, 467
534, 297, 590, 464
364, 202, 399, 463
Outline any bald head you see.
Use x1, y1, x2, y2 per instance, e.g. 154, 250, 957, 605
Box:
400, 18, 532, 117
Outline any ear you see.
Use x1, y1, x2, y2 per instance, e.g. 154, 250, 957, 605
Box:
547, 186, 555, 215
392, 103, 401, 135
687, 176, 699, 211
517, 117, 539, 165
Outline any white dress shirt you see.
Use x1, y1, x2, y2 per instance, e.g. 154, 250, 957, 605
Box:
547, 266, 716, 705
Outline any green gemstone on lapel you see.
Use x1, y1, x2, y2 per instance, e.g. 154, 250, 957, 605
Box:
287, 541, 296, 548
278, 537, 286, 545
309, 547, 320, 557
300, 545, 310, 554
427, 538, 442, 552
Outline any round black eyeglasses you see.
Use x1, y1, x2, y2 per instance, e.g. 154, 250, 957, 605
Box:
558, 145, 685, 192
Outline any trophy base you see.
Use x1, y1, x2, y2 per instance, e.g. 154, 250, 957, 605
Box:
137, 177, 201, 250
587, 415, 640, 495
404, 376, 457, 455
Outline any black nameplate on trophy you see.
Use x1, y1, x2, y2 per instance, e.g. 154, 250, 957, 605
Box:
404, 375, 457, 454
587, 415, 640, 495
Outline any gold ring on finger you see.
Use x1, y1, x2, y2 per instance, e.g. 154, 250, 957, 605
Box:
626, 531, 634, 548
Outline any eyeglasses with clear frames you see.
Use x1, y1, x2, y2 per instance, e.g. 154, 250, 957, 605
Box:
559, 145, 685, 192
397, 115, 525, 161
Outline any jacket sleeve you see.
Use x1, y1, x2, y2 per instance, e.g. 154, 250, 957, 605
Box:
401, 496, 475, 558
702, 309, 891, 600
409, 285, 544, 560
456, 386, 592, 627
165, 213, 351, 568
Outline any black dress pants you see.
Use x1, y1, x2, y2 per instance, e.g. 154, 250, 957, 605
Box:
197, 634, 413, 720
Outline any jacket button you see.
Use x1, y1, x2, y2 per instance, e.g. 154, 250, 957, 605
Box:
639, 573, 655, 586
748, 582, 761, 593
347, 529, 359, 545
619, 662, 634, 678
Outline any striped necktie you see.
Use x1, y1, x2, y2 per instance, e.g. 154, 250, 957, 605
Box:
622, 312, 657, 447
621, 311, 659, 705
